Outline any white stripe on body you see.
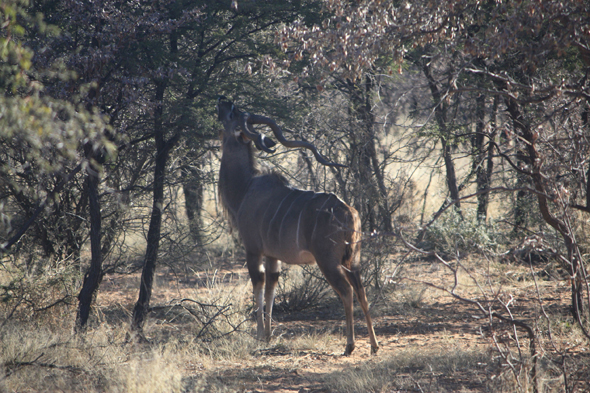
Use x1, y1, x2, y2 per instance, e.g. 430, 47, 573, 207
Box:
296, 209, 304, 249
277, 191, 311, 246
311, 194, 333, 241
266, 190, 294, 243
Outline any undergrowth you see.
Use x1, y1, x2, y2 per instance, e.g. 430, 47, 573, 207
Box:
0, 251, 587, 392
422, 208, 505, 256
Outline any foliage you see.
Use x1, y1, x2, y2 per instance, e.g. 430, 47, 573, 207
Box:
2, 0, 330, 328
0, 253, 77, 325
0, 0, 111, 269
422, 208, 503, 256
359, 235, 397, 292
279, 0, 590, 81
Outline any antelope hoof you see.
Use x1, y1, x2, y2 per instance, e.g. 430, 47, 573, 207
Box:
344, 343, 355, 356
371, 345, 380, 355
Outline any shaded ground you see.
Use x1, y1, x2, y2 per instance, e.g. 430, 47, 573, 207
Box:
94, 256, 584, 392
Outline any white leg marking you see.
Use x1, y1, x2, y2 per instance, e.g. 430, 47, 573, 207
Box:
255, 283, 264, 338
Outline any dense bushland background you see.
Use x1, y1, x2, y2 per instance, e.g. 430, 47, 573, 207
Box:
1, 0, 589, 391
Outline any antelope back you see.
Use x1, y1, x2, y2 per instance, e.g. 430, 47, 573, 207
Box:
235, 177, 361, 267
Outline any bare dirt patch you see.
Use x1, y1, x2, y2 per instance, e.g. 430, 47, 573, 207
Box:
88, 255, 584, 392
2, 253, 585, 392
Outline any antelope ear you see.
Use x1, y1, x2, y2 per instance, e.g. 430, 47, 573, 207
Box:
217, 96, 226, 112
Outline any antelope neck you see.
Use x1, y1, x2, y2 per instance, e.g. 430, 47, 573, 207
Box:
219, 135, 257, 217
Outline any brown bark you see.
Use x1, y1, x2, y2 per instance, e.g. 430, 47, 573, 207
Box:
75, 158, 103, 331
485, 96, 498, 215
502, 87, 585, 325
131, 24, 183, 334
132, 79, 170, 333
422, 60, 461, 213
473, 93, 489, 221
347, 75, 392, 232
183, 163, 204, 244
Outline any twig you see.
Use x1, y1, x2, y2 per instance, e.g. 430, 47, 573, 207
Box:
4, 353, 85, 377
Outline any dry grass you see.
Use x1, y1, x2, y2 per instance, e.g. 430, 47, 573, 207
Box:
2, 323, 125, 392
0, 320, 201, 392
1, 252, 588, 393
324, 346, 490, 392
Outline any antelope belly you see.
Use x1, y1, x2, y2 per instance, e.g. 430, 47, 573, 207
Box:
284, 250, 316, 265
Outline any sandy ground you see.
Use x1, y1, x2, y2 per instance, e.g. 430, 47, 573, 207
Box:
94, 256, 582, 393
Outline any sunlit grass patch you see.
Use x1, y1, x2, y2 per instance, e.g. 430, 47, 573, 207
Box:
0, 323, 122, 392
324, 346, 490, 393
122, 344, 187, 393
0, 321, 211, 393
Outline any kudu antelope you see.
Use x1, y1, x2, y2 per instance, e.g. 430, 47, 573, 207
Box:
216, 97, 379, 355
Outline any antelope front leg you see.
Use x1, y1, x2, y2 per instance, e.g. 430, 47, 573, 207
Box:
264, 258, 280, 341
246, 252, 265, 340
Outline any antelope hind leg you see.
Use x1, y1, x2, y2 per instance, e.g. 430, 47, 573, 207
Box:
342, 288, 355, 356
319, 264, 356, 355
345, 268, 379, 354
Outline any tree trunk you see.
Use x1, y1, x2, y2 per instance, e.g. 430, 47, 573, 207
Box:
583, 104, 590, 209
183, 163, 204, 244
131, 79, 168, 334
513, 134, 532, 233
502, 86, 586, 326
473, 93, 489, 221
441, 137, 461, 208
75, 160, 103, 331
422, 60, 462, 214
347, 75, 392, 232
485, 95, 498, 215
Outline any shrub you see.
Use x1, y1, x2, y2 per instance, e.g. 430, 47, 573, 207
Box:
422, 208, 503, 256
274, 265, 331, 312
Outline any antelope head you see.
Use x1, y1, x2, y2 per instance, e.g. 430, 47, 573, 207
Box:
216, 96, 345, 167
